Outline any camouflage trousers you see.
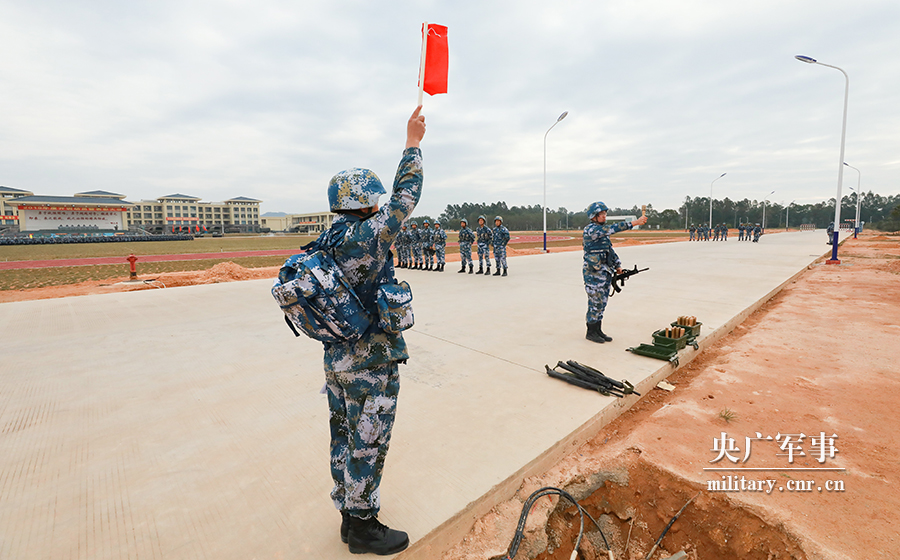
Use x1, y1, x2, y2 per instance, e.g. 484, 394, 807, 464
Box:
689, 231, 695, 241
493, 245, 507, 269
326, 362, 400, 519
477, 242, 490, 266
435, 245, 445, 264
397, 245, 410, 266
423, 247, 435, 266
583, 265, 612, 323
411, 244, 422, 266
459, 243, 473, 267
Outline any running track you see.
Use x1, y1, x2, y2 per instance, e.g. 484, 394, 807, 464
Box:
0, 235, 575, 270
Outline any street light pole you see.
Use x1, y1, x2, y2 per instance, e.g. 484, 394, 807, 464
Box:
709, 173, 726, 229
786, 200, 794, 231
795, 55, 849, 263
543, 111, 568, 252
844, 162, 861, 238
762, 190, 775, 231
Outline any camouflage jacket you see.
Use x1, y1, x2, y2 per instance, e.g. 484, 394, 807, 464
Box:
420, 227, 434, 249
323, 147, 423, 373
408, 228, 421, 245
458, 226, 475, 244
583, 220, 632, 270
476, 225, 492, 245
432, 228, 447, 247
396, 229, 410, 247
492, 225, 510, 247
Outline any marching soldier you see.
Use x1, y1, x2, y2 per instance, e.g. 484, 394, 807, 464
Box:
420, 219, 434, 270
409, 221, 422, 268
458, 218, 475, 273
475, 215, 492, 275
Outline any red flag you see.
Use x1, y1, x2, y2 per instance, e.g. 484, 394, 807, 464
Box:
420, 23, 448, 96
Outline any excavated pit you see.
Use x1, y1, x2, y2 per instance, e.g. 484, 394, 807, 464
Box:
520, 450, 808, 560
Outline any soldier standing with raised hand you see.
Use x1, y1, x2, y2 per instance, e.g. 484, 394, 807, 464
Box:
491, 216, 510, 276
320, 105, 425, 555
457, 218, 475, 273
583, 201, 648, 343
475, 215, 492, 275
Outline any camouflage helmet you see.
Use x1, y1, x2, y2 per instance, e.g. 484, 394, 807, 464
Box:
477, 215, 486, 223
494, 215, 503, 224
410, 220, 418, 227
587, 201, 609, 219
423, 219, 430, 225
327, 168, 385, 211
460, 218, 468, 226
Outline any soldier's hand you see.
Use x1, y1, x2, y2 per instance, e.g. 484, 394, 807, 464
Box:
616, 267, 623, 275
406, 105, 426, 149
633, 216, 648, 226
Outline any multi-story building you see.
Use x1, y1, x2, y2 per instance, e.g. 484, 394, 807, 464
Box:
0, 186, 36, 233
124, 194, 262, 233
260, 211, 335, 234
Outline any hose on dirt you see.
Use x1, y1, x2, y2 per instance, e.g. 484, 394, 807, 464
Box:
499, 486, 611, 560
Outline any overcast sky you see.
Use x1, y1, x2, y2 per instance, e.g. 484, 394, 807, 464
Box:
2, 0, 898, 217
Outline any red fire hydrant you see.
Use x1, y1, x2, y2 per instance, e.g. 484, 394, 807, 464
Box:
126, 253, 138, 280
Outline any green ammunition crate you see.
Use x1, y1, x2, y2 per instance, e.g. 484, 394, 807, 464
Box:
670, 321, 702, 339
652, 329, 689, 351
627, 343, 679, 364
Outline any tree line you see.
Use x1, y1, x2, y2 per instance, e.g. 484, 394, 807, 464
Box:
408, 192, 900, 231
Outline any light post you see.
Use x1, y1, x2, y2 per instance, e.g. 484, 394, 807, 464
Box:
762, 190, 775, 231
709, 173, 726, 229
786, 200, 795, 231
543, 111, 568, 252
844, 162, 861, 238
795, 55, 849, 263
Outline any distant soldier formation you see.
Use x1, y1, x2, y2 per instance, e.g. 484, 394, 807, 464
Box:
394, 214, 510, 276
687, 223, 764, 243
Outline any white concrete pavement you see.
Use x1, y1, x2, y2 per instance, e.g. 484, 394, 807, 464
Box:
0, 231, 843, 560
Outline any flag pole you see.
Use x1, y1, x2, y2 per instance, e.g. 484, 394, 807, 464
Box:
417, 22, 428, 106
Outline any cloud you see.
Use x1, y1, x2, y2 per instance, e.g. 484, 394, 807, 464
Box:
1, 0, 898, 217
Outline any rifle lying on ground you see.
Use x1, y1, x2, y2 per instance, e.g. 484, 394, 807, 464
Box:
544, 360, 640, 398
610, 265, 649, 296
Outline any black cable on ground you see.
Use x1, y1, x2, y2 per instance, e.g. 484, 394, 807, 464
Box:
643, 492, 700, 560
500, 486, 611, 560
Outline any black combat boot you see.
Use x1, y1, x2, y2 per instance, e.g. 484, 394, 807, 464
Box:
458, 264, 466, 273
585, 322, 605, 343
476, 265, 483, 274
468, 264, 473, 274
347, 515, 409, 555
502, 268, 507, 276
485, 266, 490, 276
341, 511, 350, 543
597, 320, 613, 342
439, 264, 445, 272
493, 267, 501, 276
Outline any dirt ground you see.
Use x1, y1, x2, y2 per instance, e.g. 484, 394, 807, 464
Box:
0, 231, 684, 303
441, 233, 900, 560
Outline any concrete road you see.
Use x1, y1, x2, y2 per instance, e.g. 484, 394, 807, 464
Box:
0, 231, 842, 559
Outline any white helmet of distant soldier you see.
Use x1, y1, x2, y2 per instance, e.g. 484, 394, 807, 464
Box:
587, 201, 609, 219
327, 168, 385, 211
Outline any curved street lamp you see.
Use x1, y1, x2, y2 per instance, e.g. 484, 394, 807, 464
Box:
786, 200, 795, 231
709, 173, 726, 228
844, 162, 861, 238
543, 111, 568, 252
762, 190, 775, 231
795, 54, 849, 263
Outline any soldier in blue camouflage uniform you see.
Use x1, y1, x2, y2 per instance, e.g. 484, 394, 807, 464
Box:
457, 218, 475, 273
752, 223, 762, 242
738, 223, 744, 241
721, 224, 728, 241
432, 222, 447, 271
409, 221, 422, 269
319, 106, 425, 555
420, 219, 434, 270
491, 216, 510, 276
475, 215, 492, 274
689, 223, 696, 241
583, 201, 648, 343
395, 224, 410, 268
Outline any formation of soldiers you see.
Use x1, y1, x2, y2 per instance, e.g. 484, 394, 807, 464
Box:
393, 215, 511, 276
738, 223, 763, 242
688, 223, 729, 241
